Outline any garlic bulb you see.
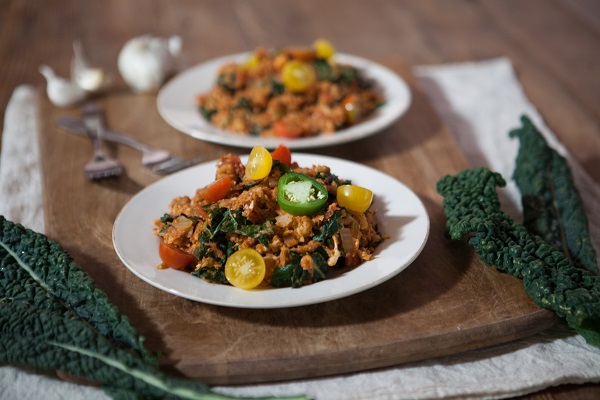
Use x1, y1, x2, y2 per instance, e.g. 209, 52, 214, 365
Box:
117, 34, 182, 93
71, 40, 112, 93
39, 64, 87, 108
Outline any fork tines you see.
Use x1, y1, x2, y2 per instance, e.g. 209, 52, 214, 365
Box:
84, 154, 124, 181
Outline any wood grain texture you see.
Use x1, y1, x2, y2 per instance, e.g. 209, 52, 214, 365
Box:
2, 0, 599, 397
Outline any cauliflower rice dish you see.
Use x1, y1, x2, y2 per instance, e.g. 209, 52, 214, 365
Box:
196, 39, 384, 139
153, 144, 383, 289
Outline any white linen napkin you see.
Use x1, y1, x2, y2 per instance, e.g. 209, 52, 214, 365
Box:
0, 85, 45, 234
2, 58, 600, 400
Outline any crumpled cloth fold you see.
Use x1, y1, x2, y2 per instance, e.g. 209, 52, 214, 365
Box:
1, 57, 599, 400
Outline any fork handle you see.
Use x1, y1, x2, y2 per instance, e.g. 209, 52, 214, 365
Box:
57, 116, 155, 153
81, 112, 106, 154
101, 128, 153, 152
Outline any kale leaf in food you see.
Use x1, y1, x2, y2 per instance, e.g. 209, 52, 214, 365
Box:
273, 160, 292, 174
199, 105, 217, 121
209, 208, 274, 247
313, 210, 343, 245
313, 59, 337, 81
216, 72, 238, 92
339, 66, 357, 86
509, 116, 598, 274
234, 97, 253, 111
270, 79, 285, 95
437, 167, 600, 347
271, 248, 330, 288
315, 170, 347, 186
191, 266, 228, 284
194, 207, 276, 283
0, 216, 306, 399
312, 60, 359, 86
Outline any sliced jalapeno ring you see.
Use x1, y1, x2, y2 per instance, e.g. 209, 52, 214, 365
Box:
277, 172, 329, 216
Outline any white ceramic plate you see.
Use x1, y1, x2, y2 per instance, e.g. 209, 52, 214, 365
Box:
112, 154, 429, 309
157, 52, 411, 149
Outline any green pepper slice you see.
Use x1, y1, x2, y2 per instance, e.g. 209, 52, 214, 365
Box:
277, 172, 329, 216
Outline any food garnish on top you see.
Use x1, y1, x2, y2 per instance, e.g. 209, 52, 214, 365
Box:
153, 144, 383, 290
196, 39, 384, 139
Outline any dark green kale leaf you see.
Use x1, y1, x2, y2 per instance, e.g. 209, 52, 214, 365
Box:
313, 210, 343, 245
271, 248, 330, 288
191, 266, 228, 284
436, 168, 600, 347
310, 247, 331, 280
271, 252, 304, 287
160, 213, 175, 224
216, 72, 238, 92
509, 116, 598, 274
315, 170, 347, 186
210, 209, 274, 247
270, 79, 285, 95
0, 216, 152, 361
313, 59, 337, 81
199, 105, 217, 121
339, 66, 357, 85
234, 97, 253, 111
248, 125, 263, 137
1, 217, 306, 399
273, 160, 292, 174
194, 208, 276, 284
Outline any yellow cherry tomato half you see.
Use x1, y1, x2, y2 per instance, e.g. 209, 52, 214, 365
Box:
225, 248, 266, 290
245, 145, 273, 180
313, 38, 335, 59
337, 185, 374, 213
243, 53, 260, 69
281, 60, 316, 93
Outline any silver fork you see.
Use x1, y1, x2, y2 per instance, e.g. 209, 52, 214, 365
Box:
81, 105, 124, 180
57, 115, 203, 174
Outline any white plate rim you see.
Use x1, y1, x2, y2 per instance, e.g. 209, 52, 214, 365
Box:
112, 154, 429, 309
156, 52, 412, 149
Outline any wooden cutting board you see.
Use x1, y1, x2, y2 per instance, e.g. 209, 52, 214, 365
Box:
37, 62, 557, 385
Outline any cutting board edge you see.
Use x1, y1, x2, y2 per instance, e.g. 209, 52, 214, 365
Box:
170, 308, 559, 385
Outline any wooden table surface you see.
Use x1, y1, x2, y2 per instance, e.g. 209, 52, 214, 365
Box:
1, 0, 599, 399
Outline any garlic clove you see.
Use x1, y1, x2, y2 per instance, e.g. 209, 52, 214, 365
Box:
39, 64, 87, 108
71, 40, 112, 93
118, 34, 182, 93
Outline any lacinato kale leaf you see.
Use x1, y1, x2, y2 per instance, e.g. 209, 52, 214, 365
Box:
0, 216, 306, 400
199, 105, 217, 121
271, 248, 330, 288
0, 216, 152, 361
216, 72, 237, 92
209, 209, 274, 247
315, 170, 347, 186
273, 160, 292, 174
192, 266, 228, 284
313, 59, 337, 81
270, 79, 285, 96
339, 66, 357, 86
437, 167, 600, 347
234, 97, 252, 111
313, 210, 343, 245
509, 116, 598, 274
